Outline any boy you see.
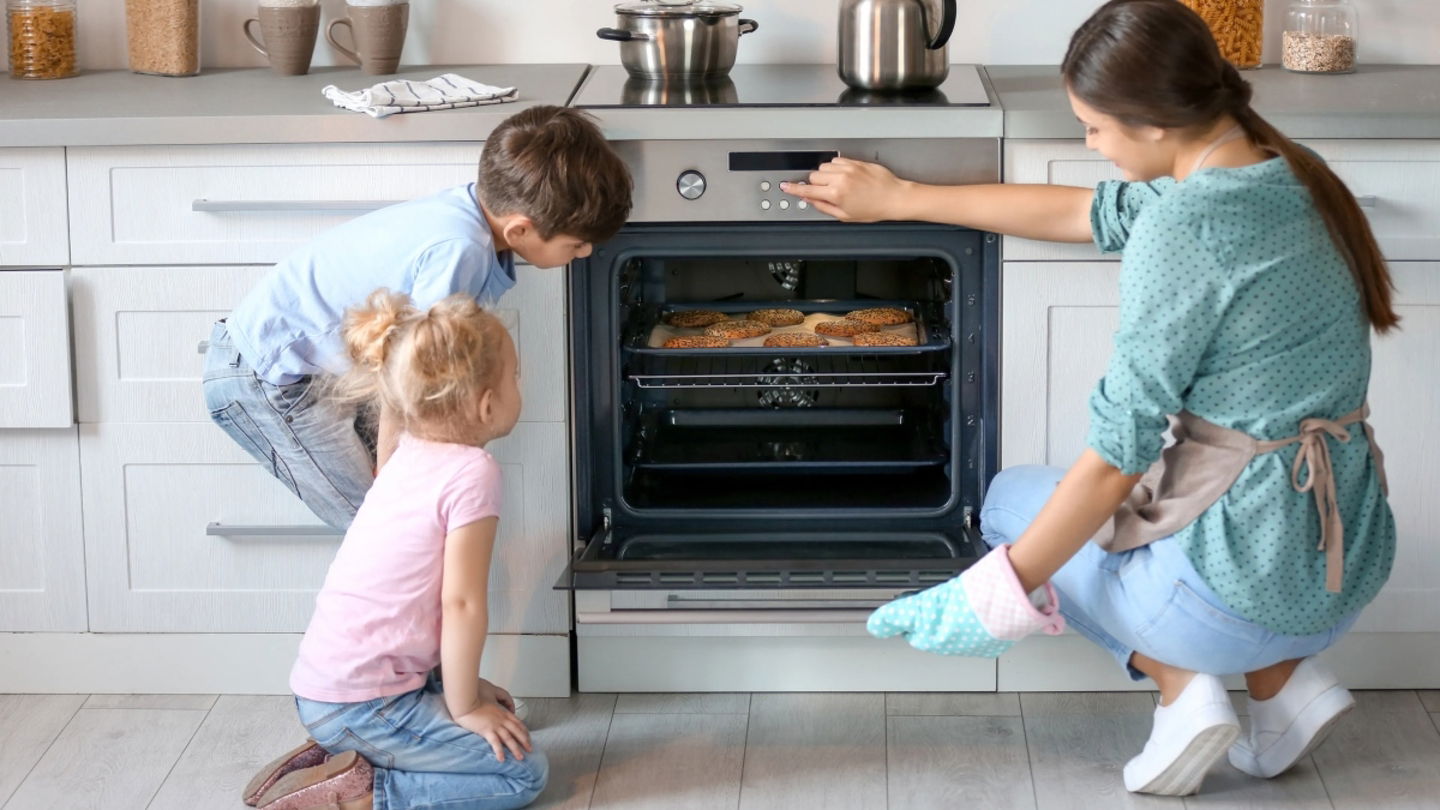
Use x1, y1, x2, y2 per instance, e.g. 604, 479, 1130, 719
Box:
202, 105, 632, 530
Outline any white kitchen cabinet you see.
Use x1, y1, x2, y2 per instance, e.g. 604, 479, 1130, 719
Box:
80, 418, 570, 634
1002, 141, 1122, 262
0, 148, 68, 267
0, 429, 86, 631
0, 270, 73, 429
66, 143, 480, 266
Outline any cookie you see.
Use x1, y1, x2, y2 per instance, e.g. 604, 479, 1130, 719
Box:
814, 318, 881, 337
763, 333, 829, 348
662, 335, 730, 349
846, 307, 913, 326
748, 308, 806, 327
664, 309, 730, 328
705, 319, 772, 339
851, 331, 919, 347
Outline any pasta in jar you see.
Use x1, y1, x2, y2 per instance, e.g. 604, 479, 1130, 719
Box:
1179, 0, 1263, 69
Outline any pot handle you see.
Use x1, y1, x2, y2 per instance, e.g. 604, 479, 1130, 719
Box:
928, 0, 956, 50
739, 18, 759, 35
597, 27, 651, 42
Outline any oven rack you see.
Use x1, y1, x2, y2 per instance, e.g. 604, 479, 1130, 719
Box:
626, 354, 948, 389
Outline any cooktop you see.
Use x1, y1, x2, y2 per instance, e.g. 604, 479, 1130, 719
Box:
570, 64, 991, 109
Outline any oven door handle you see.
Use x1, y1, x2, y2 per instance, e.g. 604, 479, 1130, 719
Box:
575, 609, 875, 624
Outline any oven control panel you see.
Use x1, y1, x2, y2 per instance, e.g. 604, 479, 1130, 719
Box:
617, 138, 999, 223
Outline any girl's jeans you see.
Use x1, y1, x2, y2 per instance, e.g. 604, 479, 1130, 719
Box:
979, 465, 1357, 680
296, 673, 548, 810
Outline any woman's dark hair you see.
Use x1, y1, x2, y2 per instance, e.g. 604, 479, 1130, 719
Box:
1061, 0, 1398, 333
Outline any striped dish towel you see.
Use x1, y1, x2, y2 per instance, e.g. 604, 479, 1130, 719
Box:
321, 73, 519, 118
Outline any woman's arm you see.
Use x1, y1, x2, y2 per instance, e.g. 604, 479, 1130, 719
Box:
1008, 449, 1143, 592
780, 157, 1094, 243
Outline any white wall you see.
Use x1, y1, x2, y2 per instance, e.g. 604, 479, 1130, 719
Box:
80, 1, 1438, 72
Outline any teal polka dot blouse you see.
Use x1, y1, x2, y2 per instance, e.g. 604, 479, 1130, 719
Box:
1087, 157, 1396, 636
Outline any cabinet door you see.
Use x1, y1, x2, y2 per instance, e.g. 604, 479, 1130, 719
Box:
1002, 141, 1121, 262
485, 421, 571, 634
0, 147, 68, 267
0, 429, 85, 630
0, 270, 73, 428
1354, 262, 1440, 632
498, 265, 566, 423
71, 266, 270, 423
1000, 262, 1120, 468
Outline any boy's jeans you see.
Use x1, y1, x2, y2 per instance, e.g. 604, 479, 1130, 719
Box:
201, 321, 374, 531
296, 674, 548, 810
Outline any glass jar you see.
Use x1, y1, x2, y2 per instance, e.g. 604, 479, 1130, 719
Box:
125, 0, 200, 76
1179, 0, 1263, 70
1283, 0, 1357, 74
7, 0, 78, 79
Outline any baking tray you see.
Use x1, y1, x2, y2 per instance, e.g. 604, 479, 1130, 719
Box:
627, 299, 951, 357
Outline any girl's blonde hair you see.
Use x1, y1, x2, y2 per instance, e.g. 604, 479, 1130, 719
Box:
333, 289, 511, 443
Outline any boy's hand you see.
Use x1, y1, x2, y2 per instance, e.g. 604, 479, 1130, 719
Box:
456, 701, 532, 762
477, 678, 516, 714
780, 157, 911, 223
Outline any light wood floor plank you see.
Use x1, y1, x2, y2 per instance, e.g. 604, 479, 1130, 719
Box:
1021, 692, 1176, 810
4, 708, 205, 810
146, 695, 304, 810
0, 694, 85, 806
887, 691, 1022, 716
1183, 757, 1333, 809
1416, 690, 1440, 712
614, 693, 750, 714
590, 712, 748, 810
740, 693, 886, 810
82, 694, 216, 711
1310, 690, 1440, 810
888, 714, 1035, 810
528, 693, 618, 810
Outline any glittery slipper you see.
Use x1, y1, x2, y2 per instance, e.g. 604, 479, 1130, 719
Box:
243, 739, 327, 806
257, 749, 374, 810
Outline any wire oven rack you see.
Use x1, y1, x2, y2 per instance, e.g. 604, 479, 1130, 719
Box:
626, 354, 949, 389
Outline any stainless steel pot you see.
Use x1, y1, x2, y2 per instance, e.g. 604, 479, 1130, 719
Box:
838, 0, 956, 91
597, 1, 759, 79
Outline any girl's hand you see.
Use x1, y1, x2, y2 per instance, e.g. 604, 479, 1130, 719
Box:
477, 678, 516, 713
456, 701, 532, 762
780, 157, 912, 223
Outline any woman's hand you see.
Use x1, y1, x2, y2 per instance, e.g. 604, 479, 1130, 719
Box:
455, 700, 532, 762
780, 157, 913, 222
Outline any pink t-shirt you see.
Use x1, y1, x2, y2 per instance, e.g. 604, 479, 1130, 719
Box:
290, 434, 502, 703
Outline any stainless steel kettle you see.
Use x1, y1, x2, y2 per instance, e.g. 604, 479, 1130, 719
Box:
838, 0, 956, 91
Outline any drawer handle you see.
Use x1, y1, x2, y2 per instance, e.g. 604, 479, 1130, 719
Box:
192, 199, 402, 213
1356, 195, 1378, 208
206, 522, 342, 537
197, 340, 209, 354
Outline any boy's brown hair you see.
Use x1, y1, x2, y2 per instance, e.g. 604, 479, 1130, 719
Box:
477, 105, 633, 244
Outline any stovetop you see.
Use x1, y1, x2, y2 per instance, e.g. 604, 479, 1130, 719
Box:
571, 64, 991, 109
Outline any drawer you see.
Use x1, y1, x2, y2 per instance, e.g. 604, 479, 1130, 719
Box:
67, 143, 481, 265
72, 266, 270, 423
0, 270, 73, 428
1002, 139, 1440, 262
0, 428, 85, 631
0, 148, 68, 267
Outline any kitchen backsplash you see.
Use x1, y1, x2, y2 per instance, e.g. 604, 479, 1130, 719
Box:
76, 0, 1438, 71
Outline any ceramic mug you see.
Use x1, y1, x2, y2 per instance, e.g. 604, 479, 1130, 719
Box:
326, 0, 409, 75
242, 0, 322, 76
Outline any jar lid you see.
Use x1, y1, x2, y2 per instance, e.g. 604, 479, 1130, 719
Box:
614, 1, 743, 17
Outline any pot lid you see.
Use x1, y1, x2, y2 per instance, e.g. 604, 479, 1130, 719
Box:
615, 0, 743, 17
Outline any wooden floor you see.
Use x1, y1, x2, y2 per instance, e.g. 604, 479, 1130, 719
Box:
2, 690, 1439, 809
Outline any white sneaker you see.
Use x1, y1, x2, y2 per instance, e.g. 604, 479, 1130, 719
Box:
1229, 657, 1354, 778
511, 697, 530, 723
1124, 673, 1240, 796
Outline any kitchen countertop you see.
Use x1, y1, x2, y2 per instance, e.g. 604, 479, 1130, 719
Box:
987, 64, 1440, 140
0, 64, 590, 147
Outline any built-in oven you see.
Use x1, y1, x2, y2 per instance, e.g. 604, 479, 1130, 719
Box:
564, 135, 1001, 629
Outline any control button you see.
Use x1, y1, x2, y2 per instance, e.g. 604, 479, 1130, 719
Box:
778, 199, 791, 210
798, 200, 810, 210
759, 180, 772, 192
677, 170, 707, 200
760, 199, 772, 210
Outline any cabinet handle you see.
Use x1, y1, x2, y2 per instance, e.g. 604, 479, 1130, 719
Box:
192, 199, 401, 213
206, 522, 342, 537
1356, 195, 1378, 208
197, 340, 209, 354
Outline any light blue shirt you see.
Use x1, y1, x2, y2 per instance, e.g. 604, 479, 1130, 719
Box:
227, 183, 515, 385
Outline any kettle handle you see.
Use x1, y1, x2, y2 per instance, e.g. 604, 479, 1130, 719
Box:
928, 0, 956, 50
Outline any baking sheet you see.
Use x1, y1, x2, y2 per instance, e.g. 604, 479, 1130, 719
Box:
647, 310, 921, 349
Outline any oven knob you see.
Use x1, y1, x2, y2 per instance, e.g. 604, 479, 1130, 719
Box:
677, 170, 707, 200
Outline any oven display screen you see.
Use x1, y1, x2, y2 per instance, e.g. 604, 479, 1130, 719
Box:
728, 151, 840, 172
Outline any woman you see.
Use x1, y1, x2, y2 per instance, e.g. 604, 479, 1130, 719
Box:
784, 0, 1397, 797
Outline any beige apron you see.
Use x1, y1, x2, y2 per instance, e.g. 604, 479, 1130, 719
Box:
1092, 129, 1388, 593
1093, 405, 1389, 593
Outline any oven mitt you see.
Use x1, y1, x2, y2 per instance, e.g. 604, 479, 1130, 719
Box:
866, 544, 1066, 657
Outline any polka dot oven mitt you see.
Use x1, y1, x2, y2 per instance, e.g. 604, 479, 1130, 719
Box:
866, 544, 1066, 657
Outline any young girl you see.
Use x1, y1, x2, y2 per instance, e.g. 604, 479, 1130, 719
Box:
239, 290, 546, 810
787, 0, 1396, 797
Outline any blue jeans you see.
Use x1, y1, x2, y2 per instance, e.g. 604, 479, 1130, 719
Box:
979, 465, 1356, 680
296, 674, 549, 810
201, 321, 374, 530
